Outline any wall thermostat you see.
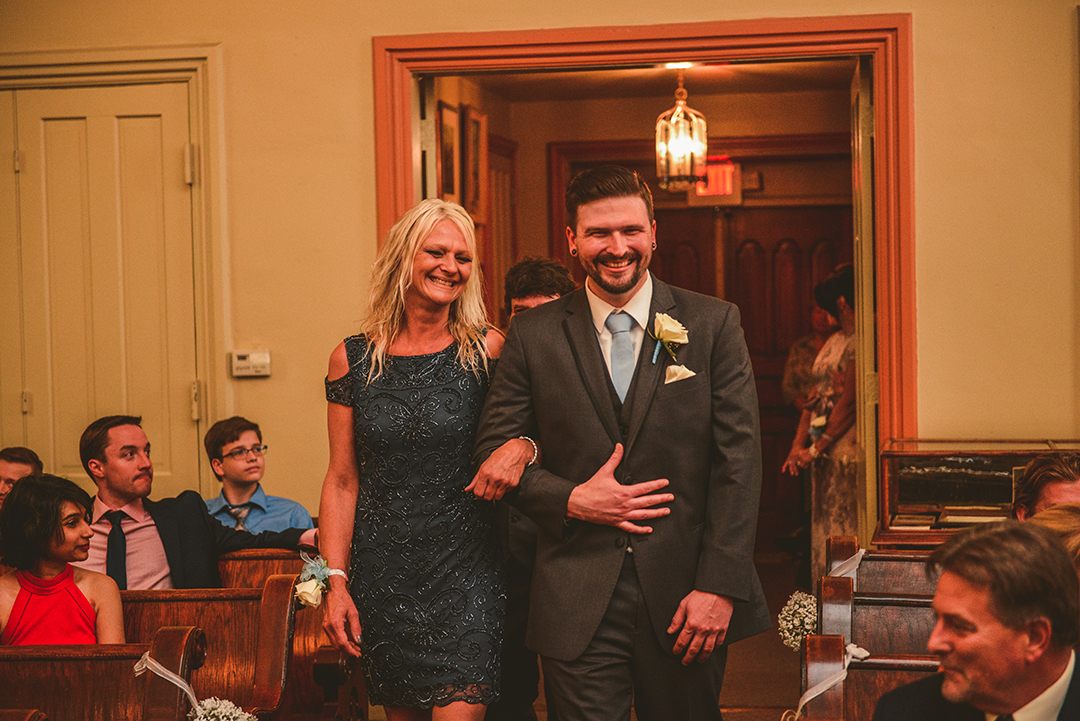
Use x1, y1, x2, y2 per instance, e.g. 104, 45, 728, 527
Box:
231, 350, 272, 377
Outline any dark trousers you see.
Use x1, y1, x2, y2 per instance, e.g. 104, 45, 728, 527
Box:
487, 555, 558, 721
542, 552, 727, 721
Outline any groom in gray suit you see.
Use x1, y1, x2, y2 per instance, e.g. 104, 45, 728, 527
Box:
472, 165, 771, 720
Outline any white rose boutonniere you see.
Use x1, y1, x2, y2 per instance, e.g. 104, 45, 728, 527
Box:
649, 312, 689, 364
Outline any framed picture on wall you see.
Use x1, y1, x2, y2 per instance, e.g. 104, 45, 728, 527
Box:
461, 105, 488, 223
436, 101, 461, 203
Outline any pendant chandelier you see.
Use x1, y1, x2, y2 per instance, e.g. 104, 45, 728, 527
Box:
655, 68, 708, 191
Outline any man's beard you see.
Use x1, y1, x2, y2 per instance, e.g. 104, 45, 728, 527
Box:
584, 251, 648, 296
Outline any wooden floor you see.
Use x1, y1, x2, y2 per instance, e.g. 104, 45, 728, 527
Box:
367, 552, 801, 720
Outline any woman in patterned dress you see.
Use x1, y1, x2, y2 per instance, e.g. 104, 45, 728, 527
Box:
782, 264, 859, 583
319, 199, 532, 720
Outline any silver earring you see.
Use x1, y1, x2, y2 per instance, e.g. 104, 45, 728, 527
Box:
652, 242, 656, 250
570, 248, 577, 256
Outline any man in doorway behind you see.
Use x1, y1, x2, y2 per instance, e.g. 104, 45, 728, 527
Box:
487, 257, 576, 721
203, 416, 313, 533
73, 415, 315, 589
874, 521, 1080, 719
0, 447, 43, 510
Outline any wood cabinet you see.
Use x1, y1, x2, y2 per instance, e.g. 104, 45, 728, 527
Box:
874, 439, 1080, 547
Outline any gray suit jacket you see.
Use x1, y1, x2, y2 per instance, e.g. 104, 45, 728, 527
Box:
474, 279, 771, 661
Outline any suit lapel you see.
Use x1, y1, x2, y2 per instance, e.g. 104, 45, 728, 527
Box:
562, 291, 622, 445
624, 280, 675, 451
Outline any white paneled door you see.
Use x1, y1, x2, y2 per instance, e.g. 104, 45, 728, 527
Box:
2, 83, 201, 496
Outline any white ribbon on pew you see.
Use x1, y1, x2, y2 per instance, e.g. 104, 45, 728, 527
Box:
134, 651, 200, 709
828, 550, 866, 579
781, 643, 870, 721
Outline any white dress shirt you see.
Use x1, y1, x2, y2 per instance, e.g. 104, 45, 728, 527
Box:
986, 650, 1075, 721
585, 272, 653, 378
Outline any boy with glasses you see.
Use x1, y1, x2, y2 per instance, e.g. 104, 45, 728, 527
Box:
204, 416, 313, 533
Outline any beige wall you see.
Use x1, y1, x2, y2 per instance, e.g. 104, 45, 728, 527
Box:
2, 0, 1078, 515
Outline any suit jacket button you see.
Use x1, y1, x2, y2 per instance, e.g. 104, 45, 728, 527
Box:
616, 537, 625, 548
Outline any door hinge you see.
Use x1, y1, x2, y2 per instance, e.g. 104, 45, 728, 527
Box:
190, 380, 202, 421
13, 150, 21, 173
21, 390, 30, 415
864, 371, 880, 404
184, 143, 196, 186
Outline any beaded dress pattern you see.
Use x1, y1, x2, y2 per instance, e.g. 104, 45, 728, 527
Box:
325, 334, 504, 707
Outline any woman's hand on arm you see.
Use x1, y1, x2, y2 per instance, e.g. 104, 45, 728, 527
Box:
466, 437, 534, 501
319, 342, 363, 657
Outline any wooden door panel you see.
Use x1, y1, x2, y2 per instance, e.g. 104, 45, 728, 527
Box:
652, 208, 715, 297
15, 84, 199, 494
726, 206, 854, 544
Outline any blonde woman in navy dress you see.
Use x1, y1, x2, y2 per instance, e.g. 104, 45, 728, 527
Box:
319, 199, 533, 721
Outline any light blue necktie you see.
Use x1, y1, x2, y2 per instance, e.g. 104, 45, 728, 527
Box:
605, 311, 635, 402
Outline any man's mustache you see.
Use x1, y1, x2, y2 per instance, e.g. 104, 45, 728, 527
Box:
596, 252, 642, 265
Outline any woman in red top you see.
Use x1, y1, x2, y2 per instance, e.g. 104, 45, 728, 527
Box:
0, 474, 124, 644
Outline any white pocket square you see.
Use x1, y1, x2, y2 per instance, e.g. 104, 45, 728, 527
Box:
665, 365, 696, 384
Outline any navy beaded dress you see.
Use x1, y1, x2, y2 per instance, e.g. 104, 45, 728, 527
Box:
324, 334, 504, 708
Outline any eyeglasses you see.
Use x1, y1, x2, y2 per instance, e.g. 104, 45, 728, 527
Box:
221, 444, 268, 461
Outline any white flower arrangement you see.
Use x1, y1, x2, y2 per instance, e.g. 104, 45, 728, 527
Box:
134, 652, 255, 721
189, 698, 256, 721
778, 590, 818, 652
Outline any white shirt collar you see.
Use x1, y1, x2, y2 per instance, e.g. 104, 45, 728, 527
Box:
584, 272, 653, 335
986, 650, 1075, 721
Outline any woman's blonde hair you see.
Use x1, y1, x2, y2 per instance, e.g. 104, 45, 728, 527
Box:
361, 198, 488, 382
1029, 502, 1080, 573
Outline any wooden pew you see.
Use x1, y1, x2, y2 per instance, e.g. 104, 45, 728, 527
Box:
819, 575, 935, 656
122, 575, 296, 718
826, 536, 936, 595
0, 625, 205, 721
802, 634, 939, 720
0, 712, 48, 721
218, 550, 369, 721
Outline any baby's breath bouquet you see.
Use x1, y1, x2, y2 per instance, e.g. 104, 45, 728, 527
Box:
778, 590, 818, 652
189, 698, 256, 721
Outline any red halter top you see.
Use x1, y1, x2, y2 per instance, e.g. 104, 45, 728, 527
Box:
1, 564, 97, 645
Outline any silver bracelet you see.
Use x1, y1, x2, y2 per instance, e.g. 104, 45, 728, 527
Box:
517, 436, 538, 465
327, 568, 348, 581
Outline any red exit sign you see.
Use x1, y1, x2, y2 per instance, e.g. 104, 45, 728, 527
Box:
690, 161, 742, 206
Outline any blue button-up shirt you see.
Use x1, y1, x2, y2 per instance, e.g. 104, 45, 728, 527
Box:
205, 484, 314, 533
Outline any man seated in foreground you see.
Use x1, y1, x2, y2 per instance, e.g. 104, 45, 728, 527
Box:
873, 521, 1080, 720
203, 416, 313, 533
1013, 452, 1080, 520
0, 446, 43, 510
73, 415, 316, 590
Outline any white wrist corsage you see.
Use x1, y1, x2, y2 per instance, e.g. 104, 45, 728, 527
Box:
294, 552, 347, 608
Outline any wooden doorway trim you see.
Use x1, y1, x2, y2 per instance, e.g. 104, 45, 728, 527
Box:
372, 13, 915, 442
